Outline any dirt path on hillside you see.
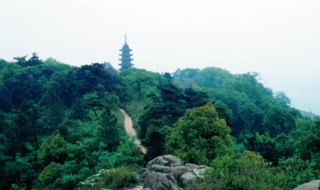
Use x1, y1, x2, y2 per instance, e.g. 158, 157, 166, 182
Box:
119, 109, 147, 154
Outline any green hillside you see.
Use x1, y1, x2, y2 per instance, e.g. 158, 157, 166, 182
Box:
0, 55, 319, 189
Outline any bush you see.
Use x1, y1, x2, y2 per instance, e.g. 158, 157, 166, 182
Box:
38, 162, 62, 183
185, 151, 286, 190
78, 166, 137, 189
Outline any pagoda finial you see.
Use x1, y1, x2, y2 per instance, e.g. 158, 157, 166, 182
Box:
125, 33, 127, 44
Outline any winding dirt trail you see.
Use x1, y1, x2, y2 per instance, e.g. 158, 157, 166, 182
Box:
120, 109, 147, 154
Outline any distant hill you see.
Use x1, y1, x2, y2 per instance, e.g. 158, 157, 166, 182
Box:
300, 110, 319, 118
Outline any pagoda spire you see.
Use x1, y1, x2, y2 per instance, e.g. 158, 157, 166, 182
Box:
119, 35, 134, 69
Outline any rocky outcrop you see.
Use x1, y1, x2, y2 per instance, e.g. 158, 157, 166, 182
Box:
293, 180, 320, 190
141, 155, 211, 190
79, 155, 210, 190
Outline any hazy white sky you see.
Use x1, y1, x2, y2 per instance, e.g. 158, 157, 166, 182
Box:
0, 0, 319, 114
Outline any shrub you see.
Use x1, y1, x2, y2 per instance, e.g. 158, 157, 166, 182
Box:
185, 151, 285, 190
78, 166, 137, 189
38, 162, 62, 183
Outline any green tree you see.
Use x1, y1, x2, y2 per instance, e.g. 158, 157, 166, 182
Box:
195, 67, 232, 89
38, 162, 62, 183
120, 68, 165, 100
98, 109, 119, 150
5, 102, 40, 157
263, 106, 299, 136
27, 53, 43, 66
82, 92, 105, 120
139, 84, 189, 161
178, 68, 199, 79
279, 155, 320, 189
139, 84, 186, 139
14, 55, 28, 67
166, 103, 232, 165
38, 133, 67, 165
187, 151, 285, 190
183, 88, 208, 109
14, 53, 43, 67
274, 91, 291, 107
243, 133, 279, 165
295, 118, 320, 160
40, 90, 65, 133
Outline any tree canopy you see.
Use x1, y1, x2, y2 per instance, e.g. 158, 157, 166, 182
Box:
166, 103, 232, 165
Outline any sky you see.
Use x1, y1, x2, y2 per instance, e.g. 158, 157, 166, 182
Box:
0, 0, 319, 114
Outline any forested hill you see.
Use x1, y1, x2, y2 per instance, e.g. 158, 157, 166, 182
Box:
0, 55, 319, 189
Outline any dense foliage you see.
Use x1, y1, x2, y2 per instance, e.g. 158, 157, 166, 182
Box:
0, 57, 143, 189
186, 151, 285, 190
0, 55, 319, 189
136, 67, 319, 189
166, 103, 232, 165
138, 84, 208, 162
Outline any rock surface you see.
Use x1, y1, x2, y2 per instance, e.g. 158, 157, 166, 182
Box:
146, 155, 184, 169
141, 155, 211, 190
293, 180, 320, 190
144, 172, 180, 190
179, 172, 197, 185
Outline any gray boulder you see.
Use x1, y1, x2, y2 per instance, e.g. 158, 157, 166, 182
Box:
145, 155, 190, 179
185, 163, 198, 170
293, 180, 320, 190
179, 172, 197, 185
142, 155, 211, 189
171, 166, 190, 179
146, 155, 184, 170
149, 165, 172, 173
143, 172, 180, 190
